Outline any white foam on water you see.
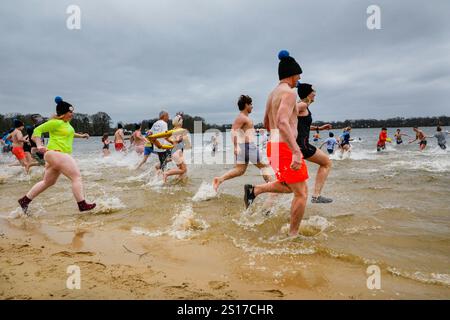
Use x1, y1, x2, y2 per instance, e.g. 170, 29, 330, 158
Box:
91, 196, 126, 214
145, 174, 164, 190
131, 226, 164, 238
228, 236, 316, 256
132, 204, 209, 240
167, 204, 209, 239
387, 267, 450, 287
387, 158, 450, 173
279, 215, 331, 238
192, 181, 217, 202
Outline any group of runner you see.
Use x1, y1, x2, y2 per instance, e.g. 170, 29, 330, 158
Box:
3, 51, 448, 236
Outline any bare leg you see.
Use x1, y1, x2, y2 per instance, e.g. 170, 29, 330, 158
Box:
254, 162, 273, 183
287, 181, 308, 236
136, 155, 150, 170
57, 154, 85, 202
254, 181, 291, 196
213, 164, 247, 192
306, 149, 332, 198
26, 166, 61, 199
163, 163, 187, 183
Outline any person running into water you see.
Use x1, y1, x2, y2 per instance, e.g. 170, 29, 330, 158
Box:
213, 95, 272, 192
394, 128, 409, 145
319, 132, 339, 155
23, 126, 43, 168
17, 97, 96, 214
312, 129, 320, 142
163, 114, 190, 183
9, 119, 31, 173
151, 111, 172, 172
430, 126, 449, 150
244, 50, 308, 236
130, 123, 147, 154
377, 127, 391, 152
296, 83, 333, 203
101, 133, 112, 157
339, 127, 352, 155
114, 123, 126, 152
409, 127, 428, 150
211, 133, 219, 156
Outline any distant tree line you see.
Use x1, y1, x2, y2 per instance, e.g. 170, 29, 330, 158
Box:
311, 116, 450, 129
1, 112, 449, 136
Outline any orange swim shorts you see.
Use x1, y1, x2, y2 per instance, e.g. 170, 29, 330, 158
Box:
115, 142, 124, 152
267, 142, 308, 184
12, 146, 26, 160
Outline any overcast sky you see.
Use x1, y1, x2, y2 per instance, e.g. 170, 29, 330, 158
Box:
1, 0, 449, 124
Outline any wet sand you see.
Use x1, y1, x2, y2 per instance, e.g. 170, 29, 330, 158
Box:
1, 216, 449, 300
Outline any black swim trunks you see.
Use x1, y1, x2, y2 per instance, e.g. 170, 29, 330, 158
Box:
157, 150, 171, 171
420, 140, 427, 147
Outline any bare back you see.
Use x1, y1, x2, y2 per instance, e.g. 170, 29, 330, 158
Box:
114, 129, 124, 143
264, 83, 298, 143
11, 129, 24, 147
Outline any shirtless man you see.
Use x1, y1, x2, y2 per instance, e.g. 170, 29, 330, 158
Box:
243, 50, 309, 236
213, 95, 272, 191
114, 123, 126, 152
9, 119, 31, 173
130, 123, 147, 154
409, 127, 427, 151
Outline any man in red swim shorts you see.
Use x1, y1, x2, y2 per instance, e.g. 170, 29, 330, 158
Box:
9, 119, 31, 173
243, 50, 308, 236
114, 123, 126, 152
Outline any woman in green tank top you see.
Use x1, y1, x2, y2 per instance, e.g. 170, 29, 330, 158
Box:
18, 97, 96, 214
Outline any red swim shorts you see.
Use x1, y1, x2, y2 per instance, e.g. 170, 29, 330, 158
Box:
12, 146, 26, 160
115, 142, 124, 151
267, 142, 308, 184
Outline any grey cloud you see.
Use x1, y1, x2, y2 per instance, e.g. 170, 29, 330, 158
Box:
0, 0, 449, 124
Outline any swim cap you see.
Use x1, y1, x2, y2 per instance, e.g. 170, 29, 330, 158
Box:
297, 83, 314, 100
278, 50, 302, 80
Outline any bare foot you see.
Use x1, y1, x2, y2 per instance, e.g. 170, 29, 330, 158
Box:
163, 172, 168, 183
212, 177, 221, 192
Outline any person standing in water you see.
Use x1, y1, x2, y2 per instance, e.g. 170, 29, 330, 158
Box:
430, 126, 449, 150
296, 83, 333, 203
394, 128, 409, 145
409, 127, 428, 150
163, 114, 190, 182
17, 97, 96, 214
319, 132, 339, 155
213, 95, 272, 192
243, 50, 309, 237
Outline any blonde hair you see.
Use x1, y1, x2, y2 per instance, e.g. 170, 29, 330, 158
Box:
172, 115, 183, 128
